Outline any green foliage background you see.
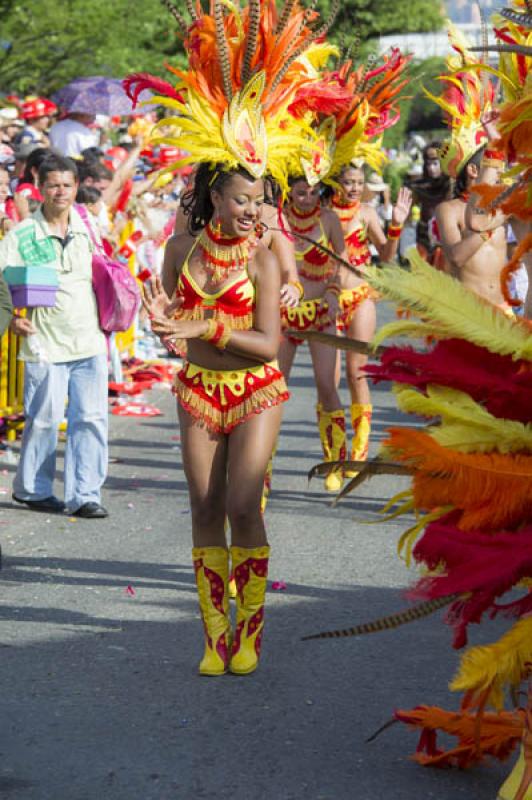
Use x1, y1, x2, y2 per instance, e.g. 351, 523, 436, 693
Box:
0, 0, 446, 141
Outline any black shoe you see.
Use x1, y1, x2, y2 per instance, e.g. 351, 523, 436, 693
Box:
72, 502, 109, 519
12, 494, 65, 513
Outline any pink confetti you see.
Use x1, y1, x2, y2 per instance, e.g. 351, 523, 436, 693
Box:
170, 435, 180, 441
127, 503, 135, 509
271, 581, 287, 591
125, 585, 136, 596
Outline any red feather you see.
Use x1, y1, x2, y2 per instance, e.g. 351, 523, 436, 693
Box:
365, 339, 532, 423
409, 514, 532, 647
122, 73, 184, 108
288, 79, 352, 119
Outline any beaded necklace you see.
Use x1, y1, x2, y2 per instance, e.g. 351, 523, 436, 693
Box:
198, 222, 249, 284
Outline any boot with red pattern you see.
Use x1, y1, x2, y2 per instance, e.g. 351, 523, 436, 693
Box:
229, 545, 270, 675
192, 546, 231, 676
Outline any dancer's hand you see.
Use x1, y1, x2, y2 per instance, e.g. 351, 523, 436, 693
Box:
481, 109, 500, 143
142, 275, 182, 319
391, 187, 412, 228
320, 290, 339, 321
149, 315, 207, 341
280, 282, 300, 308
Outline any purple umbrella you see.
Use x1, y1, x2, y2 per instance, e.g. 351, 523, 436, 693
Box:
52, 76, 152, 116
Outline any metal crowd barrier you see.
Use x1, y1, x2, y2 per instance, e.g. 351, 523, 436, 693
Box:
0, 328, 24, 442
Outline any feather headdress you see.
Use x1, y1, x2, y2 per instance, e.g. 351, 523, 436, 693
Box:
424, 22, 493, 177
124, 0, 340, 193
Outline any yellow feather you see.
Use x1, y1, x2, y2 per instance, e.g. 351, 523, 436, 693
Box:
450, 618, 532, 710
367, 251, 532, 361
394, 385, 532, 454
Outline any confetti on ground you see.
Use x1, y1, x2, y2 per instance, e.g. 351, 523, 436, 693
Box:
271, 581, 287, 591
68, 517, 77, 523
111, 403, 162, 417
127, 503, 135, 509
125, 585, 136, 597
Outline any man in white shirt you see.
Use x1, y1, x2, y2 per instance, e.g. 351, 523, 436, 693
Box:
0, 153, 109, 518
49, 113, 98, 158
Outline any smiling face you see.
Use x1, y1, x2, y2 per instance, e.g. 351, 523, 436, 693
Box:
338, 166, 365, 203
211, 172, 264, 238
40, 170, 78, 215
288, 179, 320, 212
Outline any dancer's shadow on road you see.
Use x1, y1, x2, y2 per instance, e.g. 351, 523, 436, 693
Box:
0, 580, 509, 800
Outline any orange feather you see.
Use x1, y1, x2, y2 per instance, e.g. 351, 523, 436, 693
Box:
385, 428, 532, 530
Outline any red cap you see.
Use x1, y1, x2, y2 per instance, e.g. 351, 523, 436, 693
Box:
15, 182, 44, 201
21, 98, 57, 120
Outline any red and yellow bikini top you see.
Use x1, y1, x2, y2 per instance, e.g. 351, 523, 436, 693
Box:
176, 244, 255, 331
294, 218, 335, 282
332, 198, 371, 269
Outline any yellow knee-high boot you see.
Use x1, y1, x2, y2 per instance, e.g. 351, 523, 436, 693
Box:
345, 403, 372, 479
192, 546, 231, 676
317, 404, 346, 493
229, 545, 270, 675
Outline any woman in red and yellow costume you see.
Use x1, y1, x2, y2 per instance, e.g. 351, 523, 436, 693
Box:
279, 115, 349, 493
332, 165, 412, 467
288, 48, 412, 480
125, 0, 338, 676
327, 48, 413, 474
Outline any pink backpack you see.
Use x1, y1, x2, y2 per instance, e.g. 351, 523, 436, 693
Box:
76, 204, 141, 333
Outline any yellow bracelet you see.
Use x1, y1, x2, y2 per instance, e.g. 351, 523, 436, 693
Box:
288, 280, 304, 300
200, 318, 232, 350
216, 325, 232, 350
200, 318, 217, 341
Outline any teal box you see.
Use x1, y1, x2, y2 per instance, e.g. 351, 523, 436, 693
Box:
3, 265, 59, 287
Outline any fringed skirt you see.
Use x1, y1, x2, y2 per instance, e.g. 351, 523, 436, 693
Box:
174, 361, 290, 434
337, 283, 378, 331
281, 298, 331, 346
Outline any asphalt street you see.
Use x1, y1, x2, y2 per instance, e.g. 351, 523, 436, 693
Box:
0, 301, 510, 800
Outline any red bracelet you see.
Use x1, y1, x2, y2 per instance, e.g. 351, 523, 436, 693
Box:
387, 224, 402, 240
210, 321, 226, 347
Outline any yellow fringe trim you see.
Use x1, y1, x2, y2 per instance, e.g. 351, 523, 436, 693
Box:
174, 366, 289, 433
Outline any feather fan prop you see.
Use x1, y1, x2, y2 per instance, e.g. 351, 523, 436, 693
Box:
367, 251, 532, 361
365, 340, 532, 424
385, 428, 532, 530
393, 705, 524, 768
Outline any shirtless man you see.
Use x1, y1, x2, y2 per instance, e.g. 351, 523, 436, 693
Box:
436, 136, 509, 309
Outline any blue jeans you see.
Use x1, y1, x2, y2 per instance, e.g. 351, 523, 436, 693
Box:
13, 354, 108, 511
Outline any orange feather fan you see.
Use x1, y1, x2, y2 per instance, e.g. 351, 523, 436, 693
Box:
385, 428, 532, 531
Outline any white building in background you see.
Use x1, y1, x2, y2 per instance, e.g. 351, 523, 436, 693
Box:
379, 23, 483, 60
379, 0, 498, 59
